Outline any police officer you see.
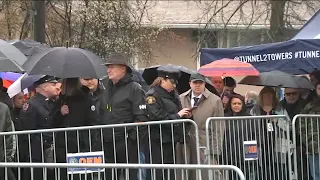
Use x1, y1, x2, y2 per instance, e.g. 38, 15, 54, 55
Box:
19, 75, 58, 180
101, 52, 148, 180
145, 65, 192, 180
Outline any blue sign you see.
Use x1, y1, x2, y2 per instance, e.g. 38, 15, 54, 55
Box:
66, 151, 105, 174
200, 39, 320, 75
243, 141, 258, 161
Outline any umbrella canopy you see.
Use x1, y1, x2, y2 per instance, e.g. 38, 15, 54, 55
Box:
7, 73, 43, 98
0, 39, 28, 66
2, 79, 14, 89
198, 58, 260, 77
238, 70, 314, 89
0, 72, 23, 81
142, 64, 218, 95
0, 57, 24, 72
22, 47, 107, 78
9, 39, 50, 57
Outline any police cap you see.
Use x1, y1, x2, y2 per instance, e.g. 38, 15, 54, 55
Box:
34, 75, 58, 86
157, 65, 181, 83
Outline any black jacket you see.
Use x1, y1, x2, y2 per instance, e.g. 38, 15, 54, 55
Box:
146, 86, 183, 143
89, 81, 106, 122
101, 73, 148, 141
279, 98, 307, 120
11, 108, 21, 131
19, 93, 55, 160
0, 92, 13, 110
222, 111, 255, 170
51, 88, 99, 162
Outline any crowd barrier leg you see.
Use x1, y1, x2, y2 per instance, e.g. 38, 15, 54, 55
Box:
206, 115, 294, 180
292, 114, 320, 180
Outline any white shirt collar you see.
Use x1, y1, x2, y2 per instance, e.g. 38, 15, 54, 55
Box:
191, 92, 202, 99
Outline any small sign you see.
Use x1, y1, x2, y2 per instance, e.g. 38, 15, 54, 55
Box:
66, 151, 105, 174
267, 123, 274, 132
243, 141, 258, 161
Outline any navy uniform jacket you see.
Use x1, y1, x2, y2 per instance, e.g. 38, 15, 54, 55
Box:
19, 93, 55, 161
146, 86, 184, 143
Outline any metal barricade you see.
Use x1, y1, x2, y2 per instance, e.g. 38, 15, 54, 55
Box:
205, 115, 294, 180
0, 119, 201, 180
292, 114, 320, 180
0, 162, 246, 180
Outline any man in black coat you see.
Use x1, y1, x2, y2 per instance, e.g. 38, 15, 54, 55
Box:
101, 52, 148, 180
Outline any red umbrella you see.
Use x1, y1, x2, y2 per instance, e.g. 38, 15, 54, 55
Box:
198, 58, 260, 77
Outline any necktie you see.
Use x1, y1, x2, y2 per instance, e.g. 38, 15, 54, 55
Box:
193, 97, 200, 106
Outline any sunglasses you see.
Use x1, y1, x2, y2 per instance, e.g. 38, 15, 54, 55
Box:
285, 92, 298, 96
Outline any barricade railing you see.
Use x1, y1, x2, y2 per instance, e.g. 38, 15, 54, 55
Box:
205, 115, 294, 180
292, 114, 320, 180
0, 119, 201, 180
0, 162, 246, 180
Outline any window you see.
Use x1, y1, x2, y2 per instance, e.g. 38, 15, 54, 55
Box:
199, 30, 218, 48
239, 30, 263, 46
228, 31, 239, 47
225, 29, 266, 47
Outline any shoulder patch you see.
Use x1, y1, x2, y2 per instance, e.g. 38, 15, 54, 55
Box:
91, 105, 96, 111
22, 103, 29, 111
146, 96, 156, 104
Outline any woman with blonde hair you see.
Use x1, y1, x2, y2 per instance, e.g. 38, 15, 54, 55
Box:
250, 86, 290, 180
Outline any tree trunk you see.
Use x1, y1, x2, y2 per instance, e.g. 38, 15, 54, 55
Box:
79, 0, 89, 48
33, 0, 46, 43
269, 0, 287, 42
4, 1, 12, 39
20, 3, 32, 39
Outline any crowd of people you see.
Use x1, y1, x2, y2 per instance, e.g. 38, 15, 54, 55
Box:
0, 52, 319, 180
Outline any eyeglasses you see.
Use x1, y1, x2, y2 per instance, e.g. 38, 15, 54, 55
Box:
285, 92, 298, 96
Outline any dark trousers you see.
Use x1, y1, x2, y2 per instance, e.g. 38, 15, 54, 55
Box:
145, 139, 176, 180
0, 167, 16, 180
21, 158, 55, 180
104, 138, 139, 180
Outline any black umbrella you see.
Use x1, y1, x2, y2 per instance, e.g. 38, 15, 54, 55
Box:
22, 47, 107, 78
142, 64, 218, 95
0, 39, 27, 72
238, 70, 314, 89
9, 39, 50, 57
0, 57, 24, 72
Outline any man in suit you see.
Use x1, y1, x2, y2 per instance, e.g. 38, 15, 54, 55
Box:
178, 73, 225, 180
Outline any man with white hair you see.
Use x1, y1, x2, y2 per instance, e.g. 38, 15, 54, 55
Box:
101, 52, 148, 180
245, 91, 259, 113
